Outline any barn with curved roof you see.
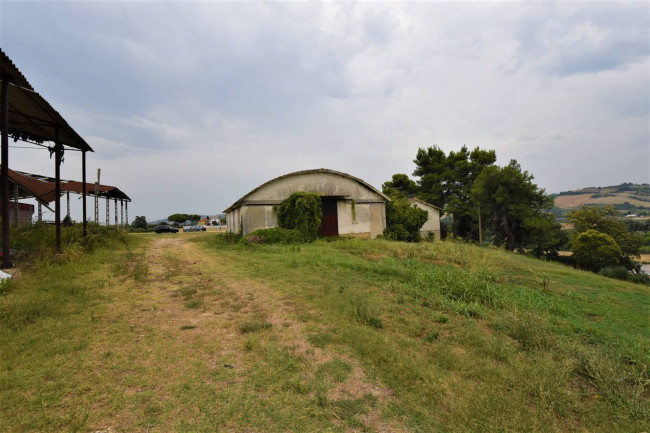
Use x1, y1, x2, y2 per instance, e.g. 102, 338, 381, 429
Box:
224, 169, 389, 238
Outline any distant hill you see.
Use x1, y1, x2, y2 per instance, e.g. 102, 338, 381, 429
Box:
554, 183, 650, 209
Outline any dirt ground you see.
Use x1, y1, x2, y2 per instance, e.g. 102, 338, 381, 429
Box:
87, 235, 403, 432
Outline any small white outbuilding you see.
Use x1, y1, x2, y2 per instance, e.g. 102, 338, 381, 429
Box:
408, 197, 442, 240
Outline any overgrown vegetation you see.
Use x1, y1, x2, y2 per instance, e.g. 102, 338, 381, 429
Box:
244, 227, 303, 244
568, 205, 643, 272
381, 177, 429, 242
383, 197, 428, 242
8, 221, 127, 265
3, 232, 648, 431
274, 192, 322, 242
382, 146, 562, 256
196, 234, 649, 432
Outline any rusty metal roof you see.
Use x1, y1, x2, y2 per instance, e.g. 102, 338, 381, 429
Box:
1, 166, 58, 203
224, 168, 390, 213
0, 48, 93, 152
15, 171, 131, 201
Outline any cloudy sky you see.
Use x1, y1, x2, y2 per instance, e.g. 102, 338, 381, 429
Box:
1, 1, 648, 222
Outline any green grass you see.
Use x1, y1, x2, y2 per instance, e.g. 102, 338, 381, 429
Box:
1, 233, 648, 432
195, 235, 649, 432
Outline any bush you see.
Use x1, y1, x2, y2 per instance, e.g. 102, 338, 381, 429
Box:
383, 197, 428, 242
9, 222, 126, 265
598, 266, 630, 281
244, 228, 304, 244
274, 192, 322, 242
571, 229, 622, 272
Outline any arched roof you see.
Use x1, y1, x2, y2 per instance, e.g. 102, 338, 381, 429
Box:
224, 168, 390, 212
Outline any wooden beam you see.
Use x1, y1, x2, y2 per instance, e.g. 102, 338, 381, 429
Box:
55, 128, 61, 252
82, 150, 87, 237
1, 75, 11, 268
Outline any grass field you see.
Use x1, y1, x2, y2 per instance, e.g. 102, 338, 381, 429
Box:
554, 191, 650, 209
1, 233, 648, 432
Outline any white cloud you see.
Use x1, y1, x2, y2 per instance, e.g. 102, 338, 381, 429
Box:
1, 1, 648, 220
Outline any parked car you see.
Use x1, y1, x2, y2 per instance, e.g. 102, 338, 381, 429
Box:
184, 225, 207, 232
154, 225, 179, 234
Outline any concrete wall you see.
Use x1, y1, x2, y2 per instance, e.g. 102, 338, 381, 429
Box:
226, 171, 387, 238
245, 172, 382, 202
409, 199, 441, 240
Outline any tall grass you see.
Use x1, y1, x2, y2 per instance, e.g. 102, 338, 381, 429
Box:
197, 234, 650, 432
9, 222, 127, 266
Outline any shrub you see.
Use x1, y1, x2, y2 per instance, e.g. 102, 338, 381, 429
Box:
9, 222, 126, 265
244, 228, 304, 244
627, 273, 650, 285
239, 320, 272, 333
571, 229, 622, 272
598, 266, 630, 281
383, 197, 428, 242
274, 192, 323, 242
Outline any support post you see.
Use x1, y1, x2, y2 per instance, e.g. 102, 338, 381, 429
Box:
478, 203, 483, 246
54, 129, 62, 252
125, 201, 129, 226
114, 197, 117, 226
1, 75, 9, 268
82, 150, 87, 236
105, 196, 109, 226
66, 191, 70, 219
13, 184, 18, 225
38, 203, 42, 222
120, 200, 124, 226
95, 169, 100, 223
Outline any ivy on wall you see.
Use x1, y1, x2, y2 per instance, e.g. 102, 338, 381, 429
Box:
274, 192, 323, 242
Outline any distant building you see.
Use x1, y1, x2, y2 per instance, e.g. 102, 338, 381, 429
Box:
408, 197, 441, 240
0, 202, 34, 226
198, 218, 209, 225
224, 169, 389, 238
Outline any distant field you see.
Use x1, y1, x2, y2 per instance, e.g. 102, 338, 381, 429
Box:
555, 192, 650, 209
554, 183, 650, 209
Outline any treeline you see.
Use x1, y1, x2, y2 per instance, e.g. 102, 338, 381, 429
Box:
382, 145, 561, 256
382, 145, 646, 282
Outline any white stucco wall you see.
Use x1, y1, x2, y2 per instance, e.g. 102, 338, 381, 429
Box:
409, 199, 441, 239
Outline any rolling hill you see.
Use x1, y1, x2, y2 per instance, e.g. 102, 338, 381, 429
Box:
554, 183, 650, 210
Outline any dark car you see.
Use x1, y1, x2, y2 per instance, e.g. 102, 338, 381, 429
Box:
154, 225, 179, 234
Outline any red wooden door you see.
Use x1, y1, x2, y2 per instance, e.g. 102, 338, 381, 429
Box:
319, 198, 338, 237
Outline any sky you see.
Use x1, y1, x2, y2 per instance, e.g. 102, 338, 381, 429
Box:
1, 1, 648, 222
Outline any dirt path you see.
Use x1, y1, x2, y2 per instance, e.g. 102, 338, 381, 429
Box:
87, 235, 403, 432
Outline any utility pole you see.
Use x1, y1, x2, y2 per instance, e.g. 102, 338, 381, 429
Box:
478, 203, 483, 246
95, 168, 100, 223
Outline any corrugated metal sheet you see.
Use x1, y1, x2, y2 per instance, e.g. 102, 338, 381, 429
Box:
0, 48, 93, 152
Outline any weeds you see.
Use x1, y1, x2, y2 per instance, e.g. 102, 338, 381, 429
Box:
238, 320, 272, 333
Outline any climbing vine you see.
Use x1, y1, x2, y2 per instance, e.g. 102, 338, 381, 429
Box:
274, 192, 323, 242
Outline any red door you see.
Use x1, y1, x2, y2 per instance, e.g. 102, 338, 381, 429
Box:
319, 198, 338, 237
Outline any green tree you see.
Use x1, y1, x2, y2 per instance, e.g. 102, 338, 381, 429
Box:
274, 192, 322, 242
383, 196, 428, 242
571, 229, 622, 272
382, 174, 419, 199
132, 216, 147, 230
188, 214, 202, 224
413, 145, 496, 239
471, 160, 561, 253
568, 206, 642, 270
168, 213, 189, 227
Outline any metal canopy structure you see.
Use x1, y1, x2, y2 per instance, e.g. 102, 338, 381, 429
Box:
1, 48, 95, 267
16, 171, 131, 202
2, 166, 58, 203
